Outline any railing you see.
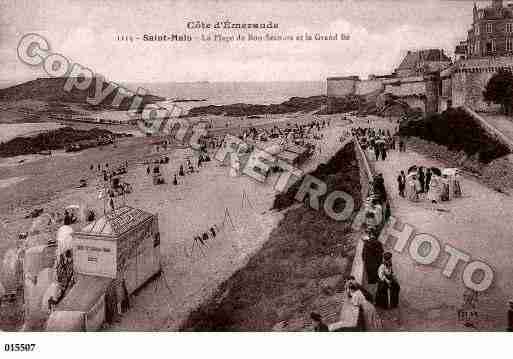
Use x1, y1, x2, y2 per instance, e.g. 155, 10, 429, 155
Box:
329, 138, 374, 331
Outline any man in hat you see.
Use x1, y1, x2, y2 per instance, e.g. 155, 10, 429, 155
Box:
374, 174, 387, 202
397, 170, 406, 198
310, 312, 329, 332
425, 168, 432, 193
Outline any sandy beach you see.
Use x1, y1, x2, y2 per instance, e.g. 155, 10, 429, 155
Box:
0, 112, 347, 331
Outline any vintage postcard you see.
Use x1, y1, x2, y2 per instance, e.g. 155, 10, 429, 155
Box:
0, 0, 512, 351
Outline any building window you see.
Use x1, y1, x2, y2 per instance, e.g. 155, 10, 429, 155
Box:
479, 11, 484, 19
507, 38, 513, 52
507, 23, 513, 33
476, 25, 480, 35
487, 23, 493, 33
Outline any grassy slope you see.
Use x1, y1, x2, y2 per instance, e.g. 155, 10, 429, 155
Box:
399, 107, 510, 163
180, 142, 362, 331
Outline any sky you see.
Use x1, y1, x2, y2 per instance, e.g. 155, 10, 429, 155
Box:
0, 0, 492, 84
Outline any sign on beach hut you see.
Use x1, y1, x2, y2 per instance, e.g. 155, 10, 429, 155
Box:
72, 206, 161, 294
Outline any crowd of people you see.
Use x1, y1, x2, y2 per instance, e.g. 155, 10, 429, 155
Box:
352, 126, 406, 160
397, 165, 462, 203
309, 164, 400, 331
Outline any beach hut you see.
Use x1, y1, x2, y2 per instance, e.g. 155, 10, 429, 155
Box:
276, 150, 300, 166
46, 275, 113, 331
264, 144, 283, 156
45, 206, 162, 331
72, 206, 161, 294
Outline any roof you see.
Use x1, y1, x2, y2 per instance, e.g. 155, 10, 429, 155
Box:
277, 151, 300, 163
77, 206, 154, 237
397, 49, 451, 70
285, 144, 308, 155
56, 274, 113, 312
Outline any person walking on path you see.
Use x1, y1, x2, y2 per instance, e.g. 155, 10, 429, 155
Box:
397, 171, 406, 197
381, 143, 387, 161
399, 139, 406, 152
362, 234, 384, 285
373, 142, 380, 161
375, 252, 401, 310
425, 168, 432, 193
374, 174, 387, 202
418, 167, 425, 193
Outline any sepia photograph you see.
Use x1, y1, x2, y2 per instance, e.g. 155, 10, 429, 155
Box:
0, 0, 512, 355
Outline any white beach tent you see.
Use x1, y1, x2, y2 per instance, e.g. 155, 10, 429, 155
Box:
24, 267, 56, 328
229, 152, 241, 177
1, 248, 21, 296
56, 225, 74, 257
264, 144, 283, 156
2, 247, 19, 277
24, 245, 50, 282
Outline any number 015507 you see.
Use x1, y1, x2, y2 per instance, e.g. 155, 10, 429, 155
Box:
4, 344, 36, 352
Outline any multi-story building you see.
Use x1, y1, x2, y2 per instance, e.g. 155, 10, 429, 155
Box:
465, 0, 513, 58
327, 1, 513, 115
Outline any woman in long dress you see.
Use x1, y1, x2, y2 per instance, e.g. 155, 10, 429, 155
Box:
406, 174, 418, 202
348, 283, 382, 331
375, 252, 401, 309
362, 235, 384, 285
427, 175, 442, 203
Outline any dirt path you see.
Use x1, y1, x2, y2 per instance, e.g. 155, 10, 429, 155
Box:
365, 118, 513, 331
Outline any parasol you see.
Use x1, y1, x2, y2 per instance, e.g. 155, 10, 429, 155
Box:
408, 165, 418, 174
